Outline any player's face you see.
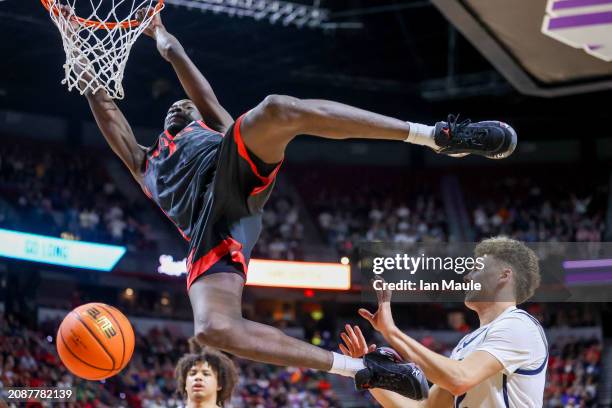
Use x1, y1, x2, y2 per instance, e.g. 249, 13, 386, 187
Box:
165, 99, 203, 134
185, 361, 220, 403
463, 254, 502, 308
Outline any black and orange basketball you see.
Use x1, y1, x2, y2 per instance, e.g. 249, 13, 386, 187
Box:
56, 303, 135, 380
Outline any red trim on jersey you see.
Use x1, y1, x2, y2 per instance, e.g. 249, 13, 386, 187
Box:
233, 114, 283, 196
197, 120, 222, 134
186, 237, 247, 290
161, 130, 177, 157
168, 140, 176, 156
251, 164, 282, 195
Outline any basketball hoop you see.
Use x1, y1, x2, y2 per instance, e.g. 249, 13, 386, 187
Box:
42, 0, 165, 99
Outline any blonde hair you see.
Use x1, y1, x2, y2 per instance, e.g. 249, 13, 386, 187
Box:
474, 236, 540, 304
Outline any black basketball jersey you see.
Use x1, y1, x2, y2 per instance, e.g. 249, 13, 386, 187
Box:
140, 116, 282, 289
142, 120, 222, 241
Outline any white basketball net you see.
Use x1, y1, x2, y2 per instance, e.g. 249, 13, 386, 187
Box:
46, 0, 164, 99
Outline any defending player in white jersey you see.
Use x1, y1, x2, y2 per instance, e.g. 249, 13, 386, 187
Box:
341, 236, 547, 407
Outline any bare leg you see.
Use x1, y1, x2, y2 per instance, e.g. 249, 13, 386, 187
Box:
199, 96, 418, 368
190, 273, 333, 370
241, 95, 423, 163
189, 97, 430, 370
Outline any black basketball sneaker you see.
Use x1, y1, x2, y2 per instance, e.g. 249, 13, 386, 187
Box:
355, 347, 430, 400
434, 114, 517, 159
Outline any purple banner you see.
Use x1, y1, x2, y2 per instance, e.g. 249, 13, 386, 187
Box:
548, 11, 612, 29
553, 0, 612, 10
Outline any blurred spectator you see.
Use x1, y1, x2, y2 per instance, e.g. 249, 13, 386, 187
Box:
544, 338, 601, 407
467, 174, 607, 242
0, 313, 339, 407
253, 194, 304, 261
447, 311, 470, 334
0, 308, 605, 407
0, 142, 155, 252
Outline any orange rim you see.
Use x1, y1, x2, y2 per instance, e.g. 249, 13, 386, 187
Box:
40, 0, 164, 30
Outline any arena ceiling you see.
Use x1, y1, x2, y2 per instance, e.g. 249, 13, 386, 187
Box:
0, 0, 610, 141
432, 0, 612, 97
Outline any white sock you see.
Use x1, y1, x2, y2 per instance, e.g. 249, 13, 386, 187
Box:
329, 352, 366, 378
405, 122, 437, 151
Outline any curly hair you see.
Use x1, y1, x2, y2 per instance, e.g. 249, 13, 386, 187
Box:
175, 337, 238, 407
474, 236, 540, 304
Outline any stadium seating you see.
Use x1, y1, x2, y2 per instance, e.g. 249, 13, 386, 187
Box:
288, 165, 448, 257
460, 167, 608, 242
544, 338, 601, 407
0, 313, 341, 407
0, 311, 602, 407
252, 193, 305, 262
0, 142, 155, 252
3, 148, 609, 263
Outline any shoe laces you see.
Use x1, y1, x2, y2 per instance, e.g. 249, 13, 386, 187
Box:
446, 114, 487, 146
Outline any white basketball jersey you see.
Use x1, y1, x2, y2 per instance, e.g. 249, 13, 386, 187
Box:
450, 306, 548, 408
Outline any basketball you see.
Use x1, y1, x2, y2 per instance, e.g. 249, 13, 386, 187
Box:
56, 303, 135, 380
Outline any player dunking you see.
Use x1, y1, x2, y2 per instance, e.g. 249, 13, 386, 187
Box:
62, 5, 517, 397
341, 237, 548, 407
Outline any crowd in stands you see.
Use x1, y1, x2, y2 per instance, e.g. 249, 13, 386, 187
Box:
1, 307, 604, 407
525, 303, 601, 329
232, 359, 338, 407
289, 166, 448, 257
0, 143, 155, 252
2, 148, 610, 263
0, 312, 340, 407
545, 338, 601, 407
253, 193, 305, 261
316, 194, 448, 256
0, 141, 306, 260
291, 166, 609, 260
466, 171, 608, 242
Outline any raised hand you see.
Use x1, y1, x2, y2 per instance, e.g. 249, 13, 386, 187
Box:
135, 7, 164, 38
57, 5, 80, 34
358, 277, 396, 336
54, 5, 102, 94
339, 324, 376, 358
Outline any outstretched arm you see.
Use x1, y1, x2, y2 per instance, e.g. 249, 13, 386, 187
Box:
138, 9, 233, 133
359, 279, 503, 396
339, 324, 453, 408
85, 92, 146, 181
59, 6, 145, 181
